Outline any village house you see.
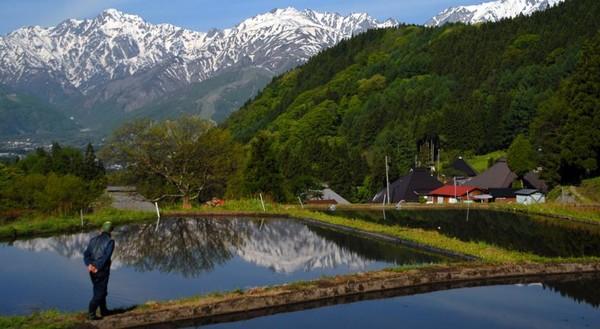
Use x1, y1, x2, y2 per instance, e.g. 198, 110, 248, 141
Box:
427, 185, 483, 204
373, 168, 443, 203
488, 188, 518, 203
306, 187, 351, 205
515, 189, 546, 205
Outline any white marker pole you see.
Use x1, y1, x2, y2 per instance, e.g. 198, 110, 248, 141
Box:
382, 194, 387, 220
80, 209, 84, 227
385, 156, 390, 205
298, 196, 304, 209
155, 202, 161, 231
259, 193, 266, 212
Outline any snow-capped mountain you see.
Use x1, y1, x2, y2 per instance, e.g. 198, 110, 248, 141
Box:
0, 8, 396, 127
426, 0, 564, 27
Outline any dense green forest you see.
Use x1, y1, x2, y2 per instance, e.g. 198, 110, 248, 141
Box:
0, 143, 106, 218
225, 0, 600, 202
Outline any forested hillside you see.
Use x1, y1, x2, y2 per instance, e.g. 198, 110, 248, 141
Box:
225, 0, 600, 202
0, 87, 78, 137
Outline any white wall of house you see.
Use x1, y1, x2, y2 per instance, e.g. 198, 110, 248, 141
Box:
516, 193, 546, 205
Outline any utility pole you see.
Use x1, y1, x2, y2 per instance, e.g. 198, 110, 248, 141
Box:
437, 148, 441, 175
385, 155, 390, 205
431, 140, 434, 167
453, 176, 457, 203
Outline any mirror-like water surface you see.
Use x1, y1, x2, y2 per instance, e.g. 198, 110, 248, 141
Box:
0, 217, 449, 315
331, 209, 600, 257
195, 276, 600, 329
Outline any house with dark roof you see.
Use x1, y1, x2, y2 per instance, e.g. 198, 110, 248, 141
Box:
427, 185, 483, 204
488, 188, 518, 203
372, 168, 443, 203
449, 157, 478, 177
464, 159, 518, 190
523, 172, 548, 193
306, 187, 351, 205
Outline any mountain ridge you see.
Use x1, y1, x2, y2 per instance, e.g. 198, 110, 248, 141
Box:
0, 7, 396, 135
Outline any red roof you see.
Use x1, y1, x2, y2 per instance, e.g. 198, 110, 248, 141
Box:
429, 185, 480, 197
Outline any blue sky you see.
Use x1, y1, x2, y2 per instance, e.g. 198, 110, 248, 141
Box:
0, 0, 481, 35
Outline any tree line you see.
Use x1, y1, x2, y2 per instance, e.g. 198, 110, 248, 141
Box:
0, 143, 106, 218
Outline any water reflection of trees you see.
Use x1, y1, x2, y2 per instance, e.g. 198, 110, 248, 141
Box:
336, 210, 600, 258
115, 218, 245, 277
544, 275, 600, 308
307, 226, 448, 265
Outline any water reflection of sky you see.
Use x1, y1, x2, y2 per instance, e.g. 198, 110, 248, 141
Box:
0, 217, 445, 315
200, 283, 600, 329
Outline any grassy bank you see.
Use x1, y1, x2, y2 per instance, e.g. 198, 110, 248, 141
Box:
0, 208, 154, 241
0, 310, 80, 329
487, 202, 600, 224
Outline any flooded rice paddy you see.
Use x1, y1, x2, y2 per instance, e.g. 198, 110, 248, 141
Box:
330, 209, 600, 257
194, 275, 600, 329
0, 216, 449, 315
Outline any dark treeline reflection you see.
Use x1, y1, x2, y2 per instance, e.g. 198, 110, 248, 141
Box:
331, 209, 600, 258
307, 226, 451, 264
544, 275, 600, 308
115, 218, 246, 277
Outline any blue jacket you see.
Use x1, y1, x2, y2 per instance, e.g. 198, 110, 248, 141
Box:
84, 232, 115, 272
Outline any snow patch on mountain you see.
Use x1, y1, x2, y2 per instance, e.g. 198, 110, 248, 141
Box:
426, 0, 564, 27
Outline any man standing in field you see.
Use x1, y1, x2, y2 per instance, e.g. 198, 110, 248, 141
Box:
83, 221, 115, 320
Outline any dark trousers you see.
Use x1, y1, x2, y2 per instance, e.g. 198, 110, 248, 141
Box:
89, 270, 110, 316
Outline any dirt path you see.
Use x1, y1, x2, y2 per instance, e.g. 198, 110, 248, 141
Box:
88, 262, 600, 329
